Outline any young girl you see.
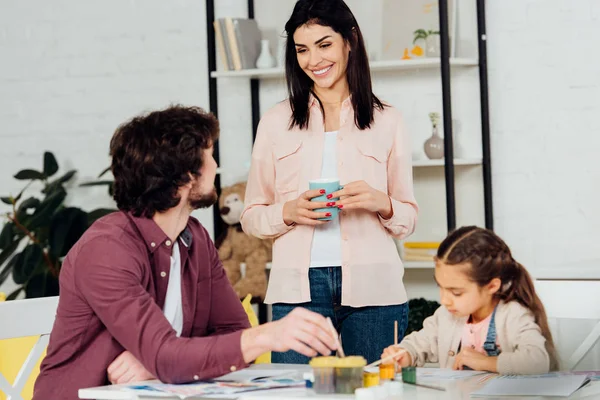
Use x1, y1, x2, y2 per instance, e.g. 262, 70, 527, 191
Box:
241, 0, 418, 364
382, 226, 559, 375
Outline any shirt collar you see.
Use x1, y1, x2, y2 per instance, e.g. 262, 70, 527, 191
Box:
308, 92, 353, 109
126, 212, 193, 253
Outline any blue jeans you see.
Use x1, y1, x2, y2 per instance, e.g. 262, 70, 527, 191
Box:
271, 267, 409, 364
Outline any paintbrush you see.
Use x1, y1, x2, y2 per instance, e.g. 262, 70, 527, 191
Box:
364, 348, 407, 369
326, 317, 345, 358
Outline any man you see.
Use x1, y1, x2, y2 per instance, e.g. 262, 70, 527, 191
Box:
33, 105, 338, 400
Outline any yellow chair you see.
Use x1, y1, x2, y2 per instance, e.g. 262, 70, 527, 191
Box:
241, 294, 271, 364
0, 295, 55, 400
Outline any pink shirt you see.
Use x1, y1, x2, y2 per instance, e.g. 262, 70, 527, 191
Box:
241, 96, 418, 307
461, 314, 493, 355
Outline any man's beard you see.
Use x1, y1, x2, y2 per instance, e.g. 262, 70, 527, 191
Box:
188, 185, 218, 210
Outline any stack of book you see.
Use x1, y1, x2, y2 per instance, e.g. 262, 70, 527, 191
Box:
403, 242, 440, 262
213, 18, 261, 71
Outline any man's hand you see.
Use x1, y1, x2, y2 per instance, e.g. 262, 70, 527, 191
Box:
452, 348, 497, 372
107, 351, 155, 385
241, 308, 338, 363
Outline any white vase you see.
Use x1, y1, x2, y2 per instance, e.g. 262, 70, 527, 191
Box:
256, 39, 276, 69
425, 35, 440, 58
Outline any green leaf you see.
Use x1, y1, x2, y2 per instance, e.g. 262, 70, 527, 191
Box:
25, 271, 59, 298
42, 170, 77, 195
49, 207, 89, 257
14, 169, 46, 181
28, 188, 67, 230
18, 197, 41, 212
98, 166, 111, 178
43, 152, 59, 177
0, 254, 20, 285
0, 223, 15, 250
87, 208, 116, 226
79, 180, 114, 187
1, 197, 13, 205
12, 244, 43, 284
6, 287, 23, 301
0, 240, 20, 267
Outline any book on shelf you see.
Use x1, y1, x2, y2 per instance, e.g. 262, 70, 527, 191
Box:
404, 241, 440, 249
402, 241, 440, 262
214, 18, 261, 71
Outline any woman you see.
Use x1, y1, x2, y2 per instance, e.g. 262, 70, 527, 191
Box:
240, 0, 418, 364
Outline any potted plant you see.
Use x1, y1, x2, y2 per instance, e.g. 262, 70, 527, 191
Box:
413, 29, 440, 58
407, 298, 441, 335
0, 152, 114, 299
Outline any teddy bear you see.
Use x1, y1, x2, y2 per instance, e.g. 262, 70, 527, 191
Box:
216, 181, 272, 300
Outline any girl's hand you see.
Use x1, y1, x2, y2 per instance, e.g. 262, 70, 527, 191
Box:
452, 348, 498, 372
330, 181, 393, 219
381, 345, 412, 369
282, 189, 333, 226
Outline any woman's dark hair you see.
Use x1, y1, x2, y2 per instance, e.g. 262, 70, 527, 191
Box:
284, 0, 384, 130
436, 226, 559, 371
109, 105, 219, 218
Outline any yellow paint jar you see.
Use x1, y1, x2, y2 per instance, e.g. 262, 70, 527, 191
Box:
379, 362, 395, 381
363, 368, 380, 388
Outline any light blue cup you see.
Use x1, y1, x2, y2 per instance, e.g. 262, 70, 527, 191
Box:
309, 178, 343, 221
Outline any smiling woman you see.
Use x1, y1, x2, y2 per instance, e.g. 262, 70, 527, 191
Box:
240, 0, 419, 365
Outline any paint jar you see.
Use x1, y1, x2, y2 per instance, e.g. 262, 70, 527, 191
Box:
401, 366, 417, 384
335, 356, 366, 394
379, 362, 395, 381
303, 372, 314, 389
363, 367, 380, 388
309, 356, 337, 394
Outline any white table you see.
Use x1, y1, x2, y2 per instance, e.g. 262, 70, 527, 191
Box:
79, 364, 600, 400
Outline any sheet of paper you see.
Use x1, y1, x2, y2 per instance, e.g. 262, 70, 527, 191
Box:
470, 374, 590, 397
417, 368, 489, 381
125, 378, 304, 399
214, 369, 300, 382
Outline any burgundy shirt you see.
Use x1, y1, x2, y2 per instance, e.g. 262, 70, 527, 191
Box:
33, 211, 251, 400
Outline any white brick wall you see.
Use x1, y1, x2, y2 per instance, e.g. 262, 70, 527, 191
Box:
487, 0, 600, 277
0, 0, 214, 293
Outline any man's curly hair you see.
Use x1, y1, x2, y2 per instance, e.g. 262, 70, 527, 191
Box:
109, 105, 219, 218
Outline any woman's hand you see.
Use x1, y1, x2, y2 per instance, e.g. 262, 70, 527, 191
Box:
282, 189, 334, 226
330, 181, 393, 219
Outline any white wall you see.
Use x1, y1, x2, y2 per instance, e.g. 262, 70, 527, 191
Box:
487, 0, 600, 278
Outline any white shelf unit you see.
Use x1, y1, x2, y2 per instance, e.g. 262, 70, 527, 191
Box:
211, 58, 479, 79
412, 158, 481, 167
